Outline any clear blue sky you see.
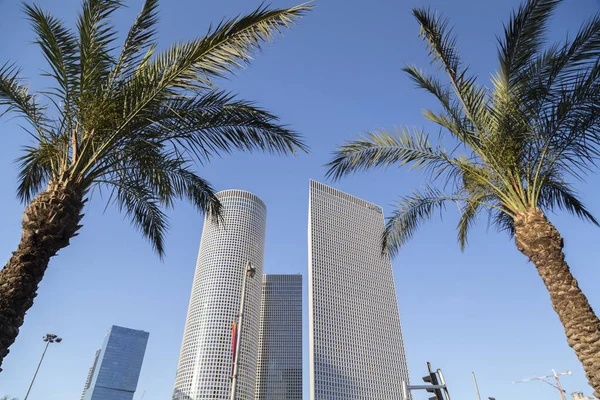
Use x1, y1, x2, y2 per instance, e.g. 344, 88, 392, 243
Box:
0, 0, 599, 399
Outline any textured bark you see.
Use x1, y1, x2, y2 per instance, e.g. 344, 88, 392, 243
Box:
514, 208, 600, 397
0, 180, 84, 371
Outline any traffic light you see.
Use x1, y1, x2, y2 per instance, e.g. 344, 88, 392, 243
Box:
422, 363, 444, 400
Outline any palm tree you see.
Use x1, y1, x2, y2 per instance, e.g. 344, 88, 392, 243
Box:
0, 0, 310, 370
327, 0, 600, 395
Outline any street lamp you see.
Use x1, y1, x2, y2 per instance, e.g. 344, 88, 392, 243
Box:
24, 333, 62, 400
230, 261, 256, 400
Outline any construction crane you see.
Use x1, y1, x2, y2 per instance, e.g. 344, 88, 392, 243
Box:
513, 370, 573, 400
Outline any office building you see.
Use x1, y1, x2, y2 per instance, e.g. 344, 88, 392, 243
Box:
255, 274, 302, 399
308, 180, 411, 399
80, 350, 100, 400
81, 325, 149, 400
173, 190, 266, 400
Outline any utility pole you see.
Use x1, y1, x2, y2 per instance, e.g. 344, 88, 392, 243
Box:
553, 370, 567, 400
230, 261, 256, 400
513, 369, 572, 400
24, 333, 62, 400
472, 372, 482, 400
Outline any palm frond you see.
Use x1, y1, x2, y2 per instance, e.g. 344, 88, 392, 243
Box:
538, 175, 599, 225
520, 13, 600, 120
109, 0, 159, 84
80, 89, 307, 181
164, 167, 221, 222
23, 3, 78, 116
383, 186, 462, 257
77, 3, 311, 171
497, 0, 560, 87
325, 128, 459, 181
129, 3, 311, 94
0, 63, 48, 138
16, 144, 58, 203
109, 177, 168, 256
143, 91, 308, 159
77, 0, 122, 94
456, 191, 495, 250
457, 199, 480, 250
491, 208, 516, 236
533, 61, 600, 183
412, 7, 490, 136
403, 65, 480, 148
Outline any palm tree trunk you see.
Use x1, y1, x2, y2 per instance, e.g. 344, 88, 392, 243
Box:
0, 180, 84, 371
514, 208, 600, 397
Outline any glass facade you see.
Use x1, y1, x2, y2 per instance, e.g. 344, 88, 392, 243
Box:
173, 190, 266, 400
308, 180, 411, 399
255, 274, 302, 399
81, 326, 149, 400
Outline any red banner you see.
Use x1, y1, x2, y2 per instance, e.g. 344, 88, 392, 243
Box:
231, 322, 237, 376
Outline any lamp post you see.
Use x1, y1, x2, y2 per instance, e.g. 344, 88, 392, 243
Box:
230, 261, 256, 400
24, 333, 62, 400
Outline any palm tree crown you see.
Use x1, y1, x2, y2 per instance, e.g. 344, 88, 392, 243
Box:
0, 0, 310, 372
327, 0, 600, 395
0, 0, 310, 255
327, 0, 600, 254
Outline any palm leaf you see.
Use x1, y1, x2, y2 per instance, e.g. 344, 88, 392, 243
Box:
0, 63, 48, 138
16, 144, 58, 203
110, 177, 168, 256
326, 128, 459, 181
74, 3, 311, 175
403, 65, 480, 148
412, 7, 490, 137
109, 0, 159, 84
383, 186, 462, 257
77, 0, 122, 94
497, 0, 560, 87
23, 3, 78, 115
538, 175, 599, 225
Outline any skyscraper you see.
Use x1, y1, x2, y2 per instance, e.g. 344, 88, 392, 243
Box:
80, 350, 100, 400
173, 190, 266, 400
308, 180, 410, 400
81, 325, 149, 400
255, 274, 302, 399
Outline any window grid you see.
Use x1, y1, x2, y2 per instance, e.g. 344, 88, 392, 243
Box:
308, 180, 411, 400
173, 190, 266, 400
255, 274, 303, 399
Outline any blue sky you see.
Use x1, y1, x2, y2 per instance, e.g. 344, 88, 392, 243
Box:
1, 0, 599, 399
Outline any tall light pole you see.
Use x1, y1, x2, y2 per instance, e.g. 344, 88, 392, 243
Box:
230, 261, 256, 400
24, 333, 62, 400
513, 369, 572, 400
472, 372, 482, 400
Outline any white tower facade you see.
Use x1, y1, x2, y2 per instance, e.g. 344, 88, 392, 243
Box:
255, 274, 303, 399
173, 190, 266, 400
308, 180, 410, 400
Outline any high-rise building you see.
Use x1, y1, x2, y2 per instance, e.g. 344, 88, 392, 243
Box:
255, 274, 302, 399
80, 350, 100, 400
308, 180, 411, 400
173, 190, 266, 400
81, 325, 149, 400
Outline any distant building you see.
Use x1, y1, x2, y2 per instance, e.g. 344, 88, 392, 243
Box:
308, 180, 411, 399
572, 392, 595, 400
173, 190, 266, 400
255, 274, 302, 399
80, 350, 100, 400
81, 325, 149, 400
